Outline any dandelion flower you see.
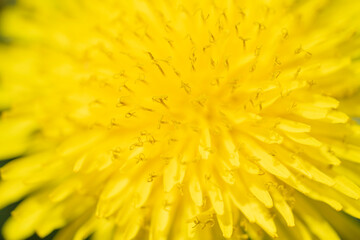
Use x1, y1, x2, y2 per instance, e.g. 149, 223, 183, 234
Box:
1, 0, 360, 239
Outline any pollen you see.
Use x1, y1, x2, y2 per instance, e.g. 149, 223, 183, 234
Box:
1, 0, 360, 239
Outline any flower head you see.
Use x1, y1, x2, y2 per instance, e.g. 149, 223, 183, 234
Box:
1, 0, 360, 239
